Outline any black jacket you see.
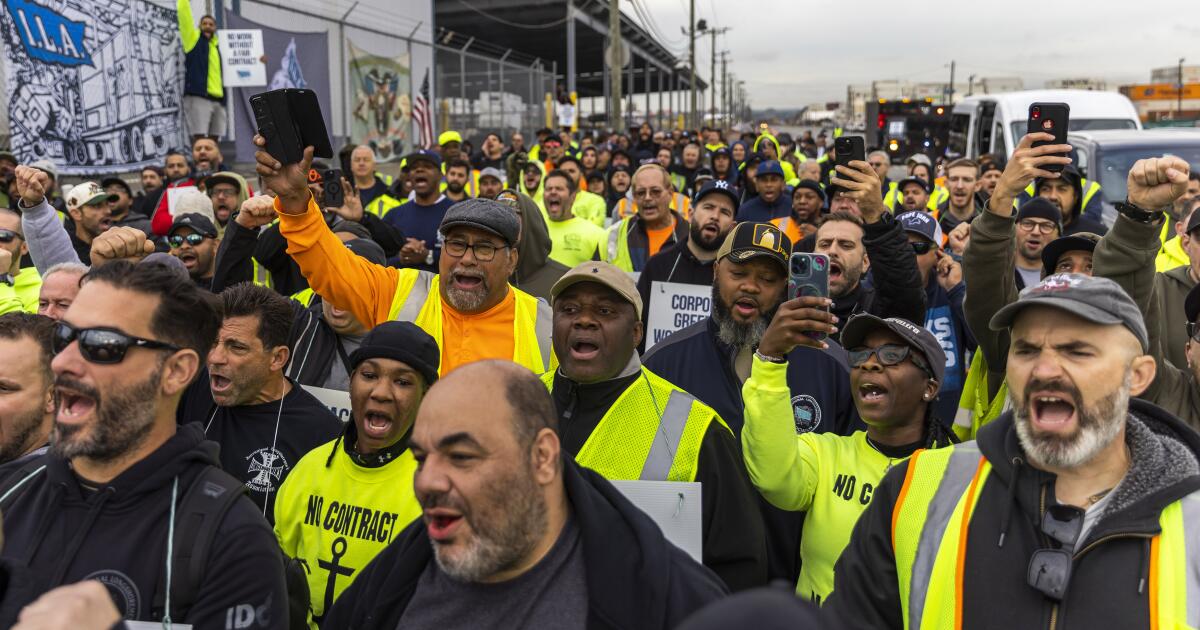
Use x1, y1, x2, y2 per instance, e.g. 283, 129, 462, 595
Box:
323, 456, 729, 629
825, 400, 1200, 630
830, 213, 926, 340
283, 296, 350, 389
0, 424, 287, 628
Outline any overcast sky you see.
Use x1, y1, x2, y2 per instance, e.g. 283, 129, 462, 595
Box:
633, 0, 1197, 108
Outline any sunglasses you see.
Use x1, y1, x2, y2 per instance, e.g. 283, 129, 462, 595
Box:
910, 240, 936, 255
169, 233, 209, 248
53, 321, 180, 364
0, 229, 22, 243
1027, 504, 1084, 601
848, 344, 913, 368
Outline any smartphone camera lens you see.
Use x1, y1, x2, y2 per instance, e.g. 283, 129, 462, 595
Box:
813, 256, 826, 271
1031, 106, 1041, 120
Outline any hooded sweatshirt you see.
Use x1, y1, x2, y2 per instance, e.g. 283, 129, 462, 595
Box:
1031, 165, 1107, 236
321, 456, 728, 629
825, 400, 1200, 630
0, 423, 287, 628
507, 188, 569, 301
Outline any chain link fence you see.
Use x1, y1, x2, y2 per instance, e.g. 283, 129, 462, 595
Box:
435, 43, 555, 144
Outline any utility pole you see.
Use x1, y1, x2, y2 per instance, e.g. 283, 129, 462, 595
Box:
946, 60, 956, 104
1179, 57, 1186, 119
967, 74, 976, 97
720, 52, 729, 128
609, 0, 622, 130
703, 27, 729, 128
689, 2, 698, 130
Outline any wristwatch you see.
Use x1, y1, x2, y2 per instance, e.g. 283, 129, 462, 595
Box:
1114, 199, 1163, 224
0, 273, 13, 287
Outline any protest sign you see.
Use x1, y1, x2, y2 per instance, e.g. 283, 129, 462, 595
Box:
219, 29, 266, 87
645, 281, 712, 350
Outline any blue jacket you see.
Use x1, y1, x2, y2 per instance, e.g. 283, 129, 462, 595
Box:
922, 275, 976, 426
735, 195, 791, 223
643, 317, 861, 438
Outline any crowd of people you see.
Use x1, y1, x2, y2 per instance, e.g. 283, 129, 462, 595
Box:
1, 40, 1200, 626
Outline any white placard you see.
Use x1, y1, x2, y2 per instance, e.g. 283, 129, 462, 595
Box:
302, 385, 352, 423
556, 101, 577, 128
610, 480, 702, 562
219, 29, 266, 87
645, 281, 711, 350
166, 185, 199, 217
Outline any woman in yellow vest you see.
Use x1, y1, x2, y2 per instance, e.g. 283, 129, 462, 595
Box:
743, 311, 955, 604
274, 321, 437, 627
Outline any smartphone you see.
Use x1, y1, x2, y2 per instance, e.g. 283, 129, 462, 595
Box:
1027, 102, 1070, 173
834, 136, 866, 170
322, 169, 344, 208
250, 88, 334, 165
788, 253, 831, 341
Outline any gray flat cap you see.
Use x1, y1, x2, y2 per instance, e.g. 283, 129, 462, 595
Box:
439, 198, 521, 246
990, 273, 1149, 352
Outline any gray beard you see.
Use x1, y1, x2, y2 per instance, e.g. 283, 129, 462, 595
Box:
1012, 371, 1130, 470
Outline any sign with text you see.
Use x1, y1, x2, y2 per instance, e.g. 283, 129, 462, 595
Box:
645, 281, 711, 350
219, 29, 266, 87
303, 385, 352, 423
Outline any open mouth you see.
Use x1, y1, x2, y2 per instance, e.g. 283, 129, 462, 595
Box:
700, 223, 719, 238
425, 510, 464, 542
733, 297, 758, 318
857, 382, 889, 403
98, 218, 113, 230
1026, 239, 1042, 249
55, 386, 97, 423
1031, 394, 1077, 431
452, 273, 484, 291
210, 373, 233, 393
569, 338, 601, 361
829, 262, 843, 281
177, 251, 198, 268
362, 411, 393, 438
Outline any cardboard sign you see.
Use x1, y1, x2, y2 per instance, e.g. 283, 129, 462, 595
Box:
609, 480, 702, 562
302, 385, 352, 423
219, 29, 266, 87
645, 281, 711, 350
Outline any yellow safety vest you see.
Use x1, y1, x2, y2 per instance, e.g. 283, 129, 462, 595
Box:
539, 366, 728, 482
886, 185, 942, 213
1157, 223, 1189, 272
365, 193, 403, 219
385, 270, 553, 375
892, 443, 1200, 630
291, 288, 316, 307
1018, 179, 1102, 211
952, 352, 1008, 442
883, 181, 901, 212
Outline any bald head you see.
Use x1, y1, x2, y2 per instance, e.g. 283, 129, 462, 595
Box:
420, 361, 558, 449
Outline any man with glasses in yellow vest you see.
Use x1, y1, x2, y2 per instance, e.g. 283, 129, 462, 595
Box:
248, 136, 552, 377
825, 273, 1200, 630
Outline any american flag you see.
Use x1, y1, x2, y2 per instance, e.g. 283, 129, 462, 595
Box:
414, 70, 433, 150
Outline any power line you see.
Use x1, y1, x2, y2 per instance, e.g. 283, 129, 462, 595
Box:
452, 0, 587, 29
627, 0, 687, 50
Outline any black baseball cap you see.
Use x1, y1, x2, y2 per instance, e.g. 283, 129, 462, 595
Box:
716, 222, 791, 274
840, 313, 947, 384
343, 238, 387, 266
168, 213, 218, 238
1040, 232, 1100, 276
1185, 283, 1200, 326
348, 321, 440, 386
792, 179, 826, 201
897, 176, 932, 194
1184, 207, 1200, 236
991, 273, 1148, 352
403, 149, 442, 170
693, 179, 739, 209
100, 177, 132, 195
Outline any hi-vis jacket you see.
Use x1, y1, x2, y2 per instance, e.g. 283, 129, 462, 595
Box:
276, 196, 552, 375
177, 0, 222, 100
825, 402, 1200, 630
274, 434, 422, 627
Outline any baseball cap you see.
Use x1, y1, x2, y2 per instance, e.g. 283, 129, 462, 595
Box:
403, 149, 442, 170
980, 161, 1002, 176
716, 222, 792, 274
29, 159, 57, 181
65, 182, 117, 211
896, 210, 944, 246
1184, 283, 1200, 324
1184, 207, 1200, 236
693, 179, 739, 209
551, 261, 643, 319
542, 136, 563, 147
203, 171, 245, 192
792, 179, 826, 201
343, 237, 387, 266
907, 153, 933, 169
840, 314, 947, 384
990, 273, 1149, 352
439, 197, 521, 246
100, 177, 132, 195
348, 321, 440, 386
478, 167, 504, 183
1040, 232, 1100, 276
755, 160, 785, 179
694, 167, 715, 181
438, 130, 463, 146
169, 213, 219, 238
898, 176, 932, 194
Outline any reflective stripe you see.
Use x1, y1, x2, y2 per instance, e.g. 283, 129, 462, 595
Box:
907, 444, 983, 629
1179, 492, 1200, 624
607, 221, 622, 262
533, 298, 552, 371
395, 274, 433, 322
639, 389, 694, 481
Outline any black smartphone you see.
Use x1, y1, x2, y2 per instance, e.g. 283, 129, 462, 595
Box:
788, 253, 831, 341
834, 136, 866, 170
1027, 102, 1070, 173
250, 88, 334, 165
322, 169, 344, 207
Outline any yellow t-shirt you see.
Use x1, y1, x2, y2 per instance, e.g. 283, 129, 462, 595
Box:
741, 356, 914, 604
274, 440, 422, 626
546, 216, 606, 267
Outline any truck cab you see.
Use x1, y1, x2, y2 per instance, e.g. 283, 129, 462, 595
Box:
949, 89, 1141, 160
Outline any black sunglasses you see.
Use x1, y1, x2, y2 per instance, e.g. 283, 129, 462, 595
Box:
53, 321, 180, 364
910, 240, 936, 255
849, 344, 913, 368
0, 229, 22, 243
1027, 504, 1084, 601
168, 233, 209, 248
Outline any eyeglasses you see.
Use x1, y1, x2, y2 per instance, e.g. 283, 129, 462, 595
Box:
52, 321, 180, 364
910, 241, 936, 255
443, 238, 507, 262
208, 188, 238, 198
1027, 504, 1084, 601
0, 229, 23, 243
848, 344, 914, 368
168, 233, 209, 248
1018, 219, 1058, 234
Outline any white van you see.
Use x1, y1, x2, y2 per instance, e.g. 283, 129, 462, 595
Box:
948, 90, 1141, 159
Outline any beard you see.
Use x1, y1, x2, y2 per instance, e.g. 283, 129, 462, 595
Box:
710, 284, 779, 349
444, 267, 491, 312
1012, 371, 1130, 470
0, 405, 46, 464
689, 221, 723, 252
447, 181, 466, 195
425, 459, 548, 582
51, 362, 162, 462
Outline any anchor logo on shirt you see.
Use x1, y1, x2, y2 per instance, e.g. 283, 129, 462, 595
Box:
317, 537, 355, 621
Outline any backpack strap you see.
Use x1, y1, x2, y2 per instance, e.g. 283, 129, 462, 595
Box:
0, 457, 49, 510
152, 466, 246, 621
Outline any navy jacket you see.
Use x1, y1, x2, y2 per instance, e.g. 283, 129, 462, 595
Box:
735, 195, 790, 223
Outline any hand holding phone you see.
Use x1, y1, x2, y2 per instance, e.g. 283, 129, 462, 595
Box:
835, 136, 866, 170
757, 254, 836, 356
788, 253, 832, 341
1027, 102, 1070, 173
